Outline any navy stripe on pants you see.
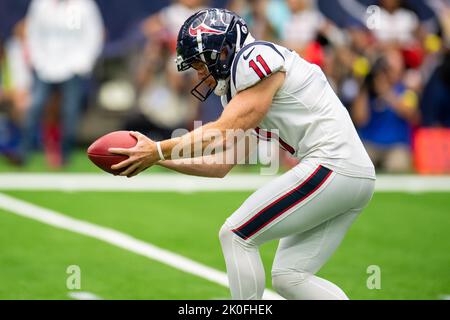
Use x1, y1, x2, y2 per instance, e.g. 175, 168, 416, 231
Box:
232, 166, 332, 240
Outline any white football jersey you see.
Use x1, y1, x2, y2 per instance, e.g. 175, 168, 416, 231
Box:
221, 40, 376, 179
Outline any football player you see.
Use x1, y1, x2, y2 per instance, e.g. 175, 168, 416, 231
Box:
110, 8, 376, 300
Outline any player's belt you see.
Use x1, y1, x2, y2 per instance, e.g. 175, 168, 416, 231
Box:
232, 165, 332, 240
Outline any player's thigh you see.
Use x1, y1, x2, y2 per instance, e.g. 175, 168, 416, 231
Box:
225, 160, 373, 245
224, 161, 318, 233
272, 209, 360, 276
251, 170, 374, 245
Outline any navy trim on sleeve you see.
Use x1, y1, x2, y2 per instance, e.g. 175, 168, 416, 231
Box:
231, 41, 285, 89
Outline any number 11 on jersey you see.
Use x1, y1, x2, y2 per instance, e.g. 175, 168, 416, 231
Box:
249, 55, 272, 79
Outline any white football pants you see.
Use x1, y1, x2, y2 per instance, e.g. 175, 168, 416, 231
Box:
219, 159, 375, 300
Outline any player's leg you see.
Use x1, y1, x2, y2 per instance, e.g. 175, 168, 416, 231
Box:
219, 222, 266, 300
219, 161, 339, 299
219, 162, 328, 300
269, 174, 375, 299
219, 160, 374, 300
271, 209, 360, 300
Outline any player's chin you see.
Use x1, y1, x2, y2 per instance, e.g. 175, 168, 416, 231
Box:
205, 76, 217, 88
206, 80, 216, 89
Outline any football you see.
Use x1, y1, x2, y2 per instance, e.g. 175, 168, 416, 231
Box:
87, 131, 137, 175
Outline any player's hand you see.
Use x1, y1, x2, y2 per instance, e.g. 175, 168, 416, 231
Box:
109, 131, 159, 178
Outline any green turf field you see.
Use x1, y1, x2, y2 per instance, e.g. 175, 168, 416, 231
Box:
0, 189, 449, 300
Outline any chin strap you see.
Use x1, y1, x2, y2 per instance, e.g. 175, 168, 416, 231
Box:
214, 78, 229, 96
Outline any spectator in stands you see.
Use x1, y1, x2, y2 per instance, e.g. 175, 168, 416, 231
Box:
281, 0, 346, 76
4, 20, 31, 121
0, 21, 31, 165
22, 0, 104, 166
229, 0, 277, 42
336, 20, 376, 107
373, 0, 421, 47
434, 0, 450, 44
351, 49, 420, 173
282, 0, 326, 52
0, 39, 17, 162
420, 48, 450, 127
0, 39, 8, 105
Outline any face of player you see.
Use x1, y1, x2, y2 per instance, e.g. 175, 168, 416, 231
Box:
191, 49, 228, 89
192, 61, 217, 89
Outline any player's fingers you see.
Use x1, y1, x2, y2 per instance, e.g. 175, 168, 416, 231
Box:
111, 158, 134, 170
126, 168, 140, 178
120, 162, 141, 177
129, 131, 149, 141
126, 165, 144, 178
108, 147, 131, 156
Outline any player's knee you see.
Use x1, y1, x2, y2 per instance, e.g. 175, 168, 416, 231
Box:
219, 223, 234, 247
272, 270, 311, 296
219, 222, 253, 250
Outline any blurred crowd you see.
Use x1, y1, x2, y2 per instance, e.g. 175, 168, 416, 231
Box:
0, 0, 449, 173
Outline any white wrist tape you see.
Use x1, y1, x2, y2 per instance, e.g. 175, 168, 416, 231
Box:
156, 141, 165, 161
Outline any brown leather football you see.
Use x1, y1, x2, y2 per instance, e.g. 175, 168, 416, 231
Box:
87, 131, 137, 175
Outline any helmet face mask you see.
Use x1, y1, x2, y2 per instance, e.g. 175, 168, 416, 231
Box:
176, 9, 248, 101
176, 49, 220, 73
190, 73, 216, 101
177, 48, 222, 102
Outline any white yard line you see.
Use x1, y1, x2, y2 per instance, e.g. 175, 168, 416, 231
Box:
68, 291, 102, 300
0, 192, 283, 300
0, 173, 449, 192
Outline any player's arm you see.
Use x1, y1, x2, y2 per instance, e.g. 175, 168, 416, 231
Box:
109, 72, 284, 177
157, 157, 233, 178
157, 133, 258, 178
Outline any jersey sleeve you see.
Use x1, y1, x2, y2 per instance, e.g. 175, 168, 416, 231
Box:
232, 43, 286, 93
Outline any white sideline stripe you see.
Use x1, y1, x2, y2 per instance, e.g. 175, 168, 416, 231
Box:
68, 291, 102, 300
0, 173, 449, 192
0, 192, 283, 300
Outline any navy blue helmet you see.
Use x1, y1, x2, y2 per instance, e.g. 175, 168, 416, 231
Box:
176, 8, 250, 101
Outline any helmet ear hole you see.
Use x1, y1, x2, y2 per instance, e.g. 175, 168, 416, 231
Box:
215, 43, 236, 77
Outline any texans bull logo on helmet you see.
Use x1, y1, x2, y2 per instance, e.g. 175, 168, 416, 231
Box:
188, 9, 229, 37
